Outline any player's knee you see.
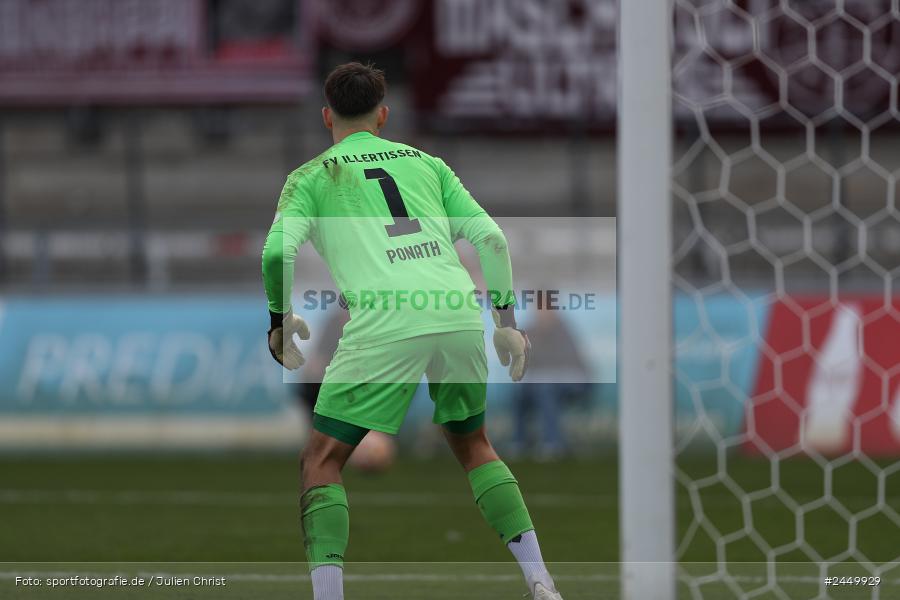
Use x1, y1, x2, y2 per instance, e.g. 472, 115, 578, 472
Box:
301, 432, 352, 479
300, 443, 328, 479
471, 434, 499, 463
301, 441, 331, 466
463, 427, 492, 449
465, 425, 493, 446
446, 427, 498, 470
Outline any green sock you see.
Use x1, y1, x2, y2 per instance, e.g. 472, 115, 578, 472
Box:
300, 484, 349, 571
467, 460, 534, 543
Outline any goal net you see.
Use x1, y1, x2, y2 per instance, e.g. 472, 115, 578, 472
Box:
670, 0, 900, 598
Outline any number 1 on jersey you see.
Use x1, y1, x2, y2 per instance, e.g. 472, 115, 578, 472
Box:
364, 168, 422, 237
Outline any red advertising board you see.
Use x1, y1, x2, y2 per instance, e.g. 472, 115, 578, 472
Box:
0, 0, 315, 105
746, 297, 900, 456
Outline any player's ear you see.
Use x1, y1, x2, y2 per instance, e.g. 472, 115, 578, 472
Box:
322, 107, 334, 130
375, 105, 389, 130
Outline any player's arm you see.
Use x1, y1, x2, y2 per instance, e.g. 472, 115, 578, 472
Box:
261, 174, 315, 369
436, 158, 531, 381
458, 216, 515, 309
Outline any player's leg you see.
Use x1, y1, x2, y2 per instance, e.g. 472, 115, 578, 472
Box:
300, 418, 360, 490
302, 338, 425, 600
428, 331, 561, 599
299, 423, 363, 600
442, 423, 560, 599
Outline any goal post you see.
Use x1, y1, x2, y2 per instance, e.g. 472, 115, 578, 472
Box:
617, 0, 676, 599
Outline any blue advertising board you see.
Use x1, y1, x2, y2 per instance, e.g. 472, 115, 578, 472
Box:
0, 293, 761, 450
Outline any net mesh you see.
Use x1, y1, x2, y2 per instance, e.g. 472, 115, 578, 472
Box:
671, 1, 900, 597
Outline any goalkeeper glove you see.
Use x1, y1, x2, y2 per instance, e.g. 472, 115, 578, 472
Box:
491, 307, 530, 382
267, 309, 310, 370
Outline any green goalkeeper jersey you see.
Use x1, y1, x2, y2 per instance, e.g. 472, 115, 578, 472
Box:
262, 131, 514, 350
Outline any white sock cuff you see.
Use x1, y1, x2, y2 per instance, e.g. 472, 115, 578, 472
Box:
310, 564, 344, 600
507, 529, 554, 592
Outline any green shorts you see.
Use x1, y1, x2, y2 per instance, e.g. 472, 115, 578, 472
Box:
313, 330, 488, 435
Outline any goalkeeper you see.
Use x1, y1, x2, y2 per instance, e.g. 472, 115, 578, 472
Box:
261, 62, 562, 600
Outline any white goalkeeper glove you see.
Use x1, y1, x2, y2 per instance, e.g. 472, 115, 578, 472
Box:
267, 309, 310, 370
491, 307, 530, 382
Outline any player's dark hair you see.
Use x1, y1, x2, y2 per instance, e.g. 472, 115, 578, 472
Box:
323, 62, 387, 119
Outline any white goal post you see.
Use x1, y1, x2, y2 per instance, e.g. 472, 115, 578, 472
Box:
619, 0, 900, 599
617, 0, 676, 599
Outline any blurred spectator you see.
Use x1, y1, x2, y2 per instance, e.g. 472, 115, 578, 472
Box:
511, 309, 588, 461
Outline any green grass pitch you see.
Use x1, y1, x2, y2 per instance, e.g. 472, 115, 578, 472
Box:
0, 455, 897, 599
